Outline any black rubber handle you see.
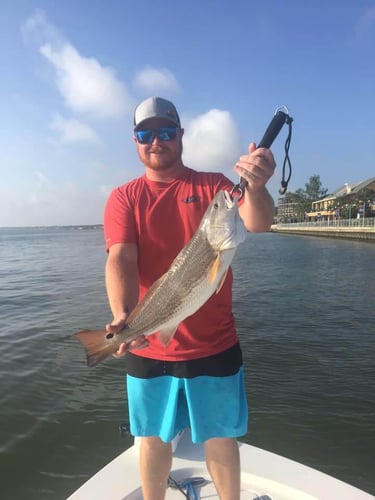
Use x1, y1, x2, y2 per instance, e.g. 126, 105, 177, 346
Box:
257, 110, 289, 149
231, 108, 291, 199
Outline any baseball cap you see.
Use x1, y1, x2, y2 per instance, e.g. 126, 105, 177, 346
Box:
134, 97, 181, 130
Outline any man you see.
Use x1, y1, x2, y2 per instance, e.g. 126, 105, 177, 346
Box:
104, 97, 275, 500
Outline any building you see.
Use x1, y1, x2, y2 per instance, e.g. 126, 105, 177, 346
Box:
277, 197, 300, 222
306, 177, 375, 220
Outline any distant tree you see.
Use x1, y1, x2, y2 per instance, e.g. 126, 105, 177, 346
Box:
297, 175, 328, 201
284, 191, 304, 204
287, 175, 329, 219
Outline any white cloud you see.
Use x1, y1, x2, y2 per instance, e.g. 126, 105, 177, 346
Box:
0, 162, 126, 226
133, 66, 180, 95
182, 109, 241, 173
0, 173, 106, 226
34, 170, 49, 183
40, 43, 131, 118
21, 9, 63, 46
22, 10, 132, 118
50, 114, 101, 145
99, 184, 114, 197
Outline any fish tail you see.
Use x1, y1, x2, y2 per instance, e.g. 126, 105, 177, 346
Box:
73, 329, 115, 367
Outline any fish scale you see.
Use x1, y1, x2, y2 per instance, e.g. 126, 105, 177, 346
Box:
127, 235, 217, 335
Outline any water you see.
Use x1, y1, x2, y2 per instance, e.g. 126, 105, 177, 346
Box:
0, 227, 374, 499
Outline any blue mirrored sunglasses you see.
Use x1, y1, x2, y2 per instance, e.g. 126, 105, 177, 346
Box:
135, 127, 178, 144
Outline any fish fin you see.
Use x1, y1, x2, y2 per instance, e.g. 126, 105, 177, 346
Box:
208, 254, 221, 284
73, 329, 116, 368
215, 269, 228, 294
157, 326, 178, 346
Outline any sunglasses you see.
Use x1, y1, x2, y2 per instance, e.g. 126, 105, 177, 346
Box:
135, 127, 179, 144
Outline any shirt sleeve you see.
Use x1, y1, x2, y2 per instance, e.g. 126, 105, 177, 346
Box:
103, 187, 137, 252
215, 173, 235, 192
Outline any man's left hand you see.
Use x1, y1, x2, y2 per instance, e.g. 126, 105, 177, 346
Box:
234, 142, 276, 193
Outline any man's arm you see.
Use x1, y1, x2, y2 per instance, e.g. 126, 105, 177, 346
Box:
105, 242, 148, 354
105, 242, 139, 320
236, 143, 276, 232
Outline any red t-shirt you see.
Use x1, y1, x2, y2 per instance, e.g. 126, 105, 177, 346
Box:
104, 167, 239, 361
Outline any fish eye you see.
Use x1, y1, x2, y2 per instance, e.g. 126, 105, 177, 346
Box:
106, 333, 114, 340
213, 203, 219, 209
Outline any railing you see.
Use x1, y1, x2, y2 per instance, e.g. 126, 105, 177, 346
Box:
276, 217, 375, 229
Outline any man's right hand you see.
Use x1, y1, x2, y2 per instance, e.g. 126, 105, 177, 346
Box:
106, 316, 149, 358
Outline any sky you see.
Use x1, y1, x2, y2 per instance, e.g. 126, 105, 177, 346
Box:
1, 0, 374, 226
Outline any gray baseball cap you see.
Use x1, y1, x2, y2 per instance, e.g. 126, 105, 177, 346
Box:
134, 97, 181, 130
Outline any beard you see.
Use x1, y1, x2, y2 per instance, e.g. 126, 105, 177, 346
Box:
140, 141, 184, 172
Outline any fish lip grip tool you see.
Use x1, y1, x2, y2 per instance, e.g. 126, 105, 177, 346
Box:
230, 105, 293, 200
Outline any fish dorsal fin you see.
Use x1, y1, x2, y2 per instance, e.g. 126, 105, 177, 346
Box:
208, 254, 221, 284
215, 269, 228, 294
157, 326, 178, 345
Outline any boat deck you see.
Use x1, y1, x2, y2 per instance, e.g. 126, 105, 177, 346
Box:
68, 431, 374, 499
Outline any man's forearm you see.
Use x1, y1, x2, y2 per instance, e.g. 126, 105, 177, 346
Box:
239, 186, 275, 233
105, 247, 139, 320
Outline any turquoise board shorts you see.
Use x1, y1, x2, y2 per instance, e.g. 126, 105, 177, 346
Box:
126, 343, 248, 444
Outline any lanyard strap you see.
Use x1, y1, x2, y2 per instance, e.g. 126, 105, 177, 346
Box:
230, 106, 293, 200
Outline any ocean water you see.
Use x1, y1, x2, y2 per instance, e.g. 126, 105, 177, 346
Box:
0, 227, 374, 499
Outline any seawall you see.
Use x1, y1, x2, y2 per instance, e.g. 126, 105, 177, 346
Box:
271, 225, 375, 241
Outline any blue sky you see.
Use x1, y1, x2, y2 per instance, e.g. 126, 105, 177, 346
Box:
1, 0, 374, 226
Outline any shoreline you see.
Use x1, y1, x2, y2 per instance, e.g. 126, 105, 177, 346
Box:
271, 224, 375, 241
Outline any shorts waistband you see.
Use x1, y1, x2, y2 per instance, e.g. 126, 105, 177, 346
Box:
126, 343, 243, 379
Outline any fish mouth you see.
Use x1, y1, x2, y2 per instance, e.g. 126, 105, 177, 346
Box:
224, 190, 236, 208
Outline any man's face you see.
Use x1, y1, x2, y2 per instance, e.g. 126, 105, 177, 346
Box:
134, 118, 184, 172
